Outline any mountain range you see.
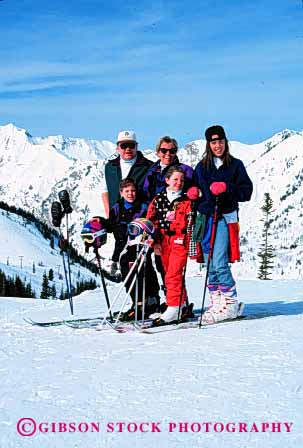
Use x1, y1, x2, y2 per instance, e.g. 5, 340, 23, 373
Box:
1, 123, 302, 279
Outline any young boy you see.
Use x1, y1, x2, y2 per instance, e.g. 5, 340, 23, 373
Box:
146, 166, 195, 325
108, 178, 160, 321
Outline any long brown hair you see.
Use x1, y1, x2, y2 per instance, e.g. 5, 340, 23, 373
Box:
201, 139, 232, 169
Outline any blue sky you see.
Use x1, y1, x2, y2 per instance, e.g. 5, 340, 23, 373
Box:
0, 0, 302, 148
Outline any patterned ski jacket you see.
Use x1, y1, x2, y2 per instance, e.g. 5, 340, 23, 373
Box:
143, 158, 194, 203
146, 190, 192, 243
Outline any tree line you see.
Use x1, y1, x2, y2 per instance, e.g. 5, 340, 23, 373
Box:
40, 270, 97, 300
0, 201, 99, 275
0, 269, 35, 298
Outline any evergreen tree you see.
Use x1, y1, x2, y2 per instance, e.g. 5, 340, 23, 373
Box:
15, 276, 25, 296
257, 193, 276, 280
32, 262, 36, 274
0, 270, 5, 296
5, 277, 14, 296
25, 282, 35, 298
50, 284, 57, 300
59, 285, 65, 300
0, 270, 36, 298
40, 272, 50, 299
48, 268, 54, 281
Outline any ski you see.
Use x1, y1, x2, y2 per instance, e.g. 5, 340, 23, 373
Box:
65, 318, 129, 331
64, 317, 153, 331
24, 314, 153, 329
103, 320, 137, 333
25, 311, 275, 332
94, 318, 154, 332
64, 319, 110, 330
137, 314, 275, 334
24, 316, 104, 327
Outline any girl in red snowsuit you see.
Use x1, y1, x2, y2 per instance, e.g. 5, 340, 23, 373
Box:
146, 166, 194, 324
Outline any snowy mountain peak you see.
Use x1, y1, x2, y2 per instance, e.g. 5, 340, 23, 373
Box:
0, 123, 116, 162
0, 122, 33, 144
261, 129, 301, 152
0, 123, 303, 279
0, 122, 29, 135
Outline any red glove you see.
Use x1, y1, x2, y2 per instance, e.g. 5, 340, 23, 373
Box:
186, 186, 201, 200
210, 182, 227, 195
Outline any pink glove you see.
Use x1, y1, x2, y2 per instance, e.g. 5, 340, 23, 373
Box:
186, 186, 201, 200
210, 182, 227, 195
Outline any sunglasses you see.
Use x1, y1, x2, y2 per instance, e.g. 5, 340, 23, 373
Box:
159, 147, 177, 155
119, 142, 136, 150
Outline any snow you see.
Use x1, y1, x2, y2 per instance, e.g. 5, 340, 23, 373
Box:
0, 122, 302, 446
0, 209, 98, 297
1, 278, 302, 447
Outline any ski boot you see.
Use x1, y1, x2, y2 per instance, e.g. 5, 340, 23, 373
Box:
201, 287, 239, 324
181, 302, 195, 320
152, 305, 186, 327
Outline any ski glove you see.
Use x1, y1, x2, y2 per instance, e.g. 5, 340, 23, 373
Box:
186, 186, 201, 201
210, 182, 227, 195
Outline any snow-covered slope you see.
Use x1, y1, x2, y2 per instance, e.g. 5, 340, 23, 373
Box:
0, 208, 98, 298
1, 278, 302, 447
235, 133, 303, 279
0, 123, 302, 278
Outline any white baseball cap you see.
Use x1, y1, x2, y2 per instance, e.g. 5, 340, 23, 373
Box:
116, 130, 137, 144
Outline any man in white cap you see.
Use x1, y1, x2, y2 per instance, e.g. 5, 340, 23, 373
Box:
101, 130, 153, 217
101, 130, 159, 309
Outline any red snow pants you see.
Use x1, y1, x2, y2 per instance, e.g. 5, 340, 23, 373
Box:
160, 234, 188, 307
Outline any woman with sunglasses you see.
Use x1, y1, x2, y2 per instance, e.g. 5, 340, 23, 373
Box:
143, 136, 194, 203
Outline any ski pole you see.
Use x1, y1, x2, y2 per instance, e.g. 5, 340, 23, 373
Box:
141, 245, 148, 325
99, 244, 146, 325
95, 249, 113, 321
113, 250, 146, 324
60, 237, 74, 315
151, 252, 166, 300
177, 264, 187, 323
198, 198, 219, 328
66, 214, 73, 296
58, 190, 74, 307
51, 201, 74, 315
177, 209, 195, 322
135, 243, 140, 323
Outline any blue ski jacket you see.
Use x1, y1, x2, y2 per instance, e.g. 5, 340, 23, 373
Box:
194, 156, 253, 216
